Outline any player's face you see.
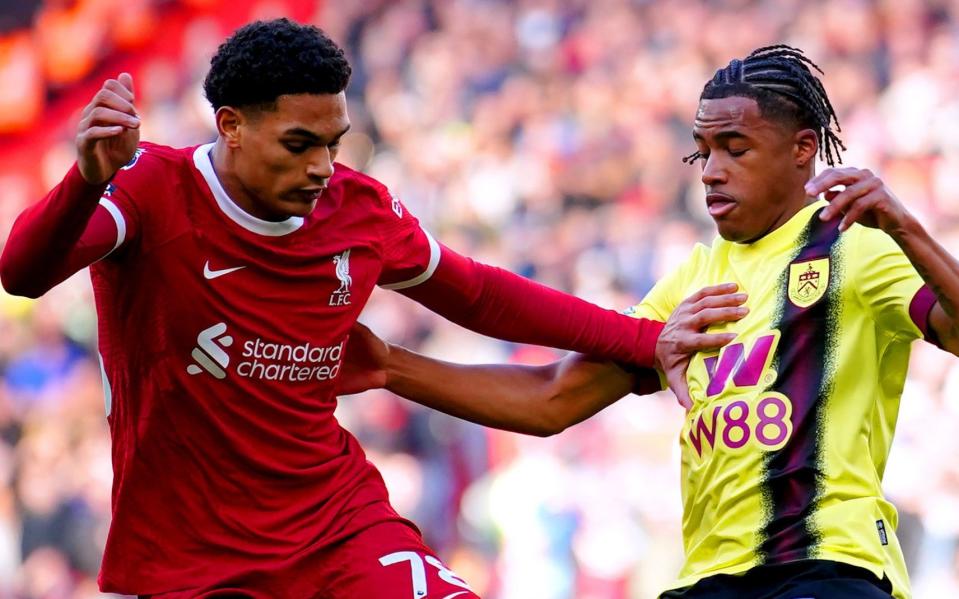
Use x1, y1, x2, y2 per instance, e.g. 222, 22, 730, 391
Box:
230, 93, 350, 220
692, 96, 812, 243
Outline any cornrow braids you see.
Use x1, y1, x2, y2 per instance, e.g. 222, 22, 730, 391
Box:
684, 45, 845, 166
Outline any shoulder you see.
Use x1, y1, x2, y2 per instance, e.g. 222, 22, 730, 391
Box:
329, 162, 407, 220
330, 163, 390, 201
840, 224, 906, 272
109, 142, 196, 191
675, 241, 714, 277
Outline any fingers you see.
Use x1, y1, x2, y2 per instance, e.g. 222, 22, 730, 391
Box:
77, 125, 125, 146
684, 282, 738, 304
838, 192, 884, 232
80, 106, 140, 131
694, 292, 748, 311
692, 306, 748, 329
683, 332, 737, 352
818, 174, 881, 222
804, 167, 872, 198
82, 87, 138, 120
349, 321, 372, 335
666, 369, 693, 410
117, 72, 135, 98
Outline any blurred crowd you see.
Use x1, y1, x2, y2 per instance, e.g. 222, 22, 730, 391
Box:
2, 0, 959, 597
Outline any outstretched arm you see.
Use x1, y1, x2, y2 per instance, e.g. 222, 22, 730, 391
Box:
0, 74, 140, 298
399, 247, 665, 368
807, 168, 959, 354
340, 286, 747, 434
386, 349, 641, 437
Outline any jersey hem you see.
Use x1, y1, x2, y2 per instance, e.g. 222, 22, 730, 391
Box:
663, 553, 908, 598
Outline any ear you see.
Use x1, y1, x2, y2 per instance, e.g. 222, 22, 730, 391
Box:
215, 106, 244, 148
794, 128, 819, 167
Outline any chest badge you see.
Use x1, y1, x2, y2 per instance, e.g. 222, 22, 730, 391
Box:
330, 249, 352, 306
788, 258, 829, 308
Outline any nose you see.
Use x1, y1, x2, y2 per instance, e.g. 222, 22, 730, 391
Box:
701, 154, 727, 187
306, 147, 335, 181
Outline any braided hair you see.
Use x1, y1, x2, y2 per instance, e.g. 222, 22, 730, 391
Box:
683, 45, 845, 166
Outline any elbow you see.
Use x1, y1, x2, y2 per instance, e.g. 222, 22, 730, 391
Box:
0, 257, 43, 299
529, 395, 575, 437
531, 423, 568, 438
526, 418, 568, 438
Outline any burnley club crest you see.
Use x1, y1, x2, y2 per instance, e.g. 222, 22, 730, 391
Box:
788, 258, 829, 308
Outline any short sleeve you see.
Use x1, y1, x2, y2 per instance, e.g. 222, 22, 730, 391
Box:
619, 245, 707, 391
375, 187, 440, 290
853, 226, 933, 342
622, 244, 708, 322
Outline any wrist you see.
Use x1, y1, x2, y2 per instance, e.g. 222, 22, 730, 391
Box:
889, 212, 927, 246
383, 342, 404, 391
72, 161, 114, 189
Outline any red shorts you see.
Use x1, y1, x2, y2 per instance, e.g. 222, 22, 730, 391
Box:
138, 520, 480, 599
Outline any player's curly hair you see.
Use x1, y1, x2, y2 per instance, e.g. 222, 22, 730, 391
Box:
203, 18, 352, 111
683, 45, 845, 166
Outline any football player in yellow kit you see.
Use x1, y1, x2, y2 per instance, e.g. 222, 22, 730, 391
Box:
340, 45, 959, 599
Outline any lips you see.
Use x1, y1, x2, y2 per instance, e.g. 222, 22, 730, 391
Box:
295, 188, 325, 202
706, 192, 737, 218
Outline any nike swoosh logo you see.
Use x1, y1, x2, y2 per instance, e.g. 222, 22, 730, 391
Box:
203, 261, 246, 280
440, 592, 471, 599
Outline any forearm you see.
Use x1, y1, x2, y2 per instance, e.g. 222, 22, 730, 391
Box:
403, 247, 664, 367
0, 164, 109, 297
385, 347, 643, 436
891, 216, 959, 350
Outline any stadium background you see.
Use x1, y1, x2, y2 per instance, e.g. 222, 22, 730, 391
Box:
1, 0, 959, 597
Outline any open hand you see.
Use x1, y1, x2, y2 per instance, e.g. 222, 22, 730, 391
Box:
76, 73, 141, 185
656, 283, 747, 409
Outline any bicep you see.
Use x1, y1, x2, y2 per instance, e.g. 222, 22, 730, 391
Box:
928, 302, 959, 355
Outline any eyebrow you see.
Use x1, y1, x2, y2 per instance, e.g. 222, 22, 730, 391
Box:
283, 124, 352, 143
692, 129, 750, 142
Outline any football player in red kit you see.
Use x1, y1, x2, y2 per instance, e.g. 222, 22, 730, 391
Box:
0, 18, 743, 598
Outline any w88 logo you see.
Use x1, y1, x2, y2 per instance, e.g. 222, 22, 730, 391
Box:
686, 392, 794, 458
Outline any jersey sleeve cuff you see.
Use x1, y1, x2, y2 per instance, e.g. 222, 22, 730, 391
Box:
909, 284, 941, 346
64, 162, 111, 200
379, 228, 441, 290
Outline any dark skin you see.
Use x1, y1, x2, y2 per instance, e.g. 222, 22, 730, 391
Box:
807, 168, 959, 354
338, 284, 748, 435
75, 72, 746, 417
213, 92, 351, 222
334, 96, 826, 422
76, 73, 350, 223
337, 93, 959, 427
696, 96, 958, 354
692, 96, 818, 243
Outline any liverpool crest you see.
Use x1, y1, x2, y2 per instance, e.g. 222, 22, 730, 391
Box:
788, 258, 829, 308
330, 249, 352, 306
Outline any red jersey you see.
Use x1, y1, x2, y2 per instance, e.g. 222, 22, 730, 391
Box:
93, 143, 435, 592
1, 141, 665, 596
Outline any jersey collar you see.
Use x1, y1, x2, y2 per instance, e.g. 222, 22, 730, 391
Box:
729, 199, 829, 256
192, 143, 304, 237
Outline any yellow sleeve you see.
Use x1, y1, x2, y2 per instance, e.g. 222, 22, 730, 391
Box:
623, 243, 708, 322
852, 226, 929, 341
621, 245, 709, 391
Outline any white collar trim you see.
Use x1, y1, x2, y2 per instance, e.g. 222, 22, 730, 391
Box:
192, 143, 304, 237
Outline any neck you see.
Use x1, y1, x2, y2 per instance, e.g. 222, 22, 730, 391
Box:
210, 140, 275, 221
743, 184, 815, 244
